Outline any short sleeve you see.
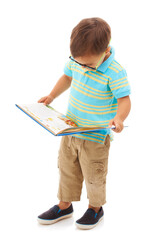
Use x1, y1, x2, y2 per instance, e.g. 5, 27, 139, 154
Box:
64, 60, 73, 77
109, 69, 131, 99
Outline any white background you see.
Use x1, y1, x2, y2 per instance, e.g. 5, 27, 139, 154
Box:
0, 0, 152, 239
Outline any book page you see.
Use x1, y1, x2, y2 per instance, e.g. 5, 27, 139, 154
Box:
62, 126, 107, 133
18, 103, 78, 135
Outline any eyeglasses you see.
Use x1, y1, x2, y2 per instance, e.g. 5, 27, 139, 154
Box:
69, 51, 106, 71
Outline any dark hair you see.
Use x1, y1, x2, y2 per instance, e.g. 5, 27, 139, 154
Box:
70, 17, 111, 58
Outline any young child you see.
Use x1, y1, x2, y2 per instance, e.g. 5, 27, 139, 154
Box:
37, 17, 131, 230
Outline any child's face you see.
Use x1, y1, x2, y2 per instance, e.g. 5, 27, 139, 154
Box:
74, 46, 111, 70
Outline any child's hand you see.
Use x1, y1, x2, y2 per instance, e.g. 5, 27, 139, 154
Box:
108, 116, 124, 133
38, 94, 54, 105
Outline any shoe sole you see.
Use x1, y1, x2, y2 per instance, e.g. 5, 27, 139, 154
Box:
75, 215, 104, 230
37, 212, 73, 225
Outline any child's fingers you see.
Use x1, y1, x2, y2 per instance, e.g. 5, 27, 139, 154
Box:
44, 99, 52, 105
38, 98, 43, 103
113, 123, 123, 133
44, 98, 50, 105
44, 96, 54, 105
38, 95, 54, 105
38, 96, 47, 103
113, 125, 120, 132
108, 119, 114, 128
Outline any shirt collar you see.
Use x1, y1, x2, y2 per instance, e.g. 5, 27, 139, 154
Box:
97, 46, 115, 73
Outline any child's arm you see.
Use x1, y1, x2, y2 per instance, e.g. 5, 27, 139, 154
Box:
38, 74, 72, 105
108, 96, 131, 133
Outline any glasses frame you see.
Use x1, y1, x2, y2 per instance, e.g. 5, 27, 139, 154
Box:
69, 51, 106, 71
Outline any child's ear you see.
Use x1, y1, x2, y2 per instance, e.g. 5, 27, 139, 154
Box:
106, 46, 111, 53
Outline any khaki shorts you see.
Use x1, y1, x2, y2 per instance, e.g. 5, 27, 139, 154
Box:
57, 134, 110, 207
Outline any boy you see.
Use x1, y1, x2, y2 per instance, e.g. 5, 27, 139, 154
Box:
37, 17, 131, 230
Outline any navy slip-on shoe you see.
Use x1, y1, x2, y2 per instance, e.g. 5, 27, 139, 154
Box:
75, 206, 104, 230
37, 204, 73, 225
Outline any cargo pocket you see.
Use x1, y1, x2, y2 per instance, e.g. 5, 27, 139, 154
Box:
66, 135, 72, 149
89, 161, 106, 184
104, 134, 110, 149
57, 135, 72, 168
57, 137, 64, 169
57, 153, 60, 168
87, 138, 109, 184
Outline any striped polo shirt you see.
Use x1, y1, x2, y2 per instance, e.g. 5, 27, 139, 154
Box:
64, 46, 131, 144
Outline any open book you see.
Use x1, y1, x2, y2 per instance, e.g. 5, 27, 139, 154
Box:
16, 103, 116, 136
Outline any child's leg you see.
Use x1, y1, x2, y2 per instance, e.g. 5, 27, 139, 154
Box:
57, 135, 84, 203
58, 200, 71, 210
88, 204, 100, 213
79, 135, 111, 207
